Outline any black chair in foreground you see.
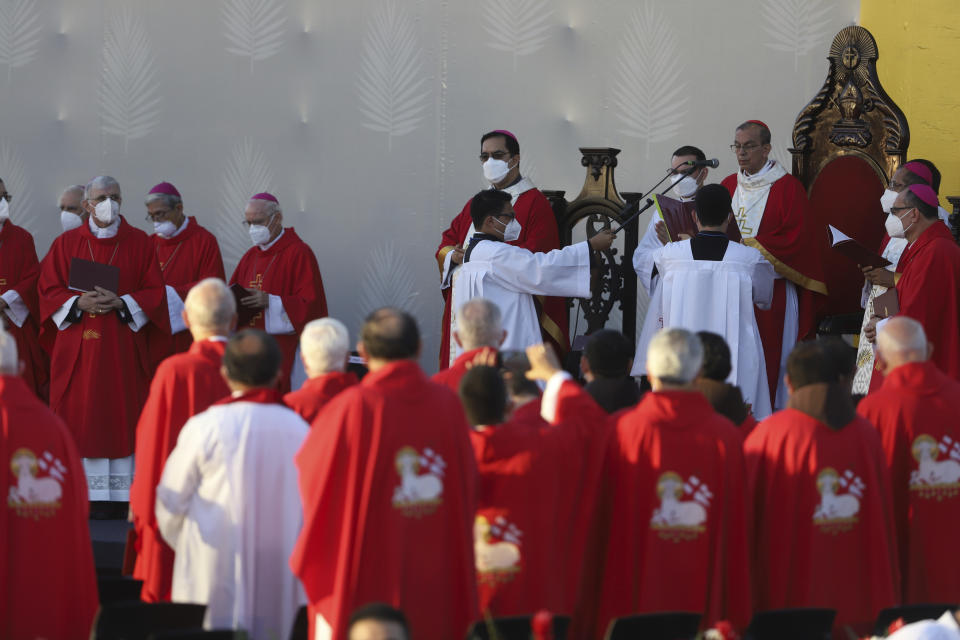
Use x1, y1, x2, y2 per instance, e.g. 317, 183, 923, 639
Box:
467, 614, 571, 640
90, 602, 206, 640
874, 604, 958, 636
97, 576, 144, 606
604, 612, 701, 640
745, 608, 835, 640
147, 632, 244, 640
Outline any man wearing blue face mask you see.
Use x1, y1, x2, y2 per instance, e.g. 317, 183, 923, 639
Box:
146, 182, 225, 357
449, 189, 614, 361
228, 192, 327, 393
435, 130, 566, 371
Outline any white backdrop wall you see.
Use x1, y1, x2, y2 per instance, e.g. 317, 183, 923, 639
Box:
0, 0, 859, 372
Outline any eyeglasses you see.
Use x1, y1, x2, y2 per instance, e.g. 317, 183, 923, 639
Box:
730, 143, 762, 153
89, 194, 120, 204
145, 209, 173, 222
889, 206, 914, 215
0, 193, 12, 202
479, 151, 512, 162
241, 213, 275, 227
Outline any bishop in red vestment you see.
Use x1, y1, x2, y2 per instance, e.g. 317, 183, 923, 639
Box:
722, 121, 827, 406
745, 340, 898, 636
291, 309, 478, 640
38, 178, 168, 492
435, 130, 566, 369
229, 192, 327, 393
0, 328, 97, 639
146, 182, 225, 357
283, 318, 357, 423
0, 193, 49, 399
563, 330, 751, 637
857, 317, 960, 604
130, 278, 235, 602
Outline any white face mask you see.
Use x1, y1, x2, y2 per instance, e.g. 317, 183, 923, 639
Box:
60, 210, 83, 233
671, 173, 699, 198
249, 214, 274, 246
0, 198, 9, 221
94, 197, 119, 224
879, 188, 899, 214
493, 216, 522, 242
153, 220, 178, 238
483, 158, 514, 184
884, 209, 913, 239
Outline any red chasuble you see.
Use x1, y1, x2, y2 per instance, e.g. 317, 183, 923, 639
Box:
290, 360, 478, 640
596, 391, 750, 635
744, 406, 898, 635
129, 338, 230, 602
722, 173, 828, 400
857, 361, 960, 604
0, 375, 97, 639
283, 370, 357, 424
435, 187, 567, 369
151, 217, 225, 356
432, 346, 496, 393
38, 218, 168, 459
0, 222, 48, 399
894, 223, 960, 380
229, 228, 327, 393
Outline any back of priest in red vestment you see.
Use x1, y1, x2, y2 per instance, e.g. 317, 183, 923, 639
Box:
291, 308, 478, 640
746, 339, 898, 636
130, 278, 234, 602
0, 327, 97, 639
858, 317, 960, 604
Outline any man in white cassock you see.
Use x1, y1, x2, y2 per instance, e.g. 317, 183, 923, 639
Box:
450, 189, 615, 360
156, 329, 308, 639
634, 184, 775, 419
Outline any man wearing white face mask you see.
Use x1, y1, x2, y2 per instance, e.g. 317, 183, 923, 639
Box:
228, 192, 327, 393
146, 182, 225, 357
0, 178, 49, 399
450, 189, 614, 359
38, 175, 169, 514
58, 184, 87, 233
436, 130, 566, 370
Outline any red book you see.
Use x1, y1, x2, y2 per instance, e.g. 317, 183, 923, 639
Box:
654, 195, 742, 243
829, 225, 891, 270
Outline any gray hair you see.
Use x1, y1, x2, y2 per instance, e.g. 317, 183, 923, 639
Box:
0, 323, 18, 375
300, 317, 350, 374
184, 278, 236, 332
877, 316, 928, 364
646, 328, 703, 384
251, 198, 280, 217
84, 176, 120, 200
145, 192, 182, 209
456, 298, 503, 350
61, 184, 85, 198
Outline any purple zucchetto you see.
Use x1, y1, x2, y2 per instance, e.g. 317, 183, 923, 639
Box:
148, 182, 181, 197
250, 192, 279, 204
906, 184, 940, 209
902, 162, 934, 188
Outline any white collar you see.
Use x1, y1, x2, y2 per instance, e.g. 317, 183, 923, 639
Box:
497, 176, 537, 199
743, 159, 774, 179
738, 159, 787, 190
88, 215, 121, 239
206, 335, 228, 343
258, 227, 285, 251
167, 215, 190, 238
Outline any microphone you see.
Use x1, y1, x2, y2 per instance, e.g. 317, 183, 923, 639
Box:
683, 158, 719, 168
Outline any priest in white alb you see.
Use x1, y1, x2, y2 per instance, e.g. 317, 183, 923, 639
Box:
156, 329, 308, 639
450, 189, 615, 360
635, 184, 775, 419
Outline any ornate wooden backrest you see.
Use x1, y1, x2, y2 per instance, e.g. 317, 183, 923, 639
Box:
791, 26, 910, 318
543, 148, 641, 342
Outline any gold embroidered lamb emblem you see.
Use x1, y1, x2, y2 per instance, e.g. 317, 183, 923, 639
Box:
391, 446, 445, 517
7, 448, 66, 519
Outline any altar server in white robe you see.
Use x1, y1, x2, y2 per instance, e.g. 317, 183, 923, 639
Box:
450, 189, 615, 359
634, 184, 776, 419
156, 329, 308, 639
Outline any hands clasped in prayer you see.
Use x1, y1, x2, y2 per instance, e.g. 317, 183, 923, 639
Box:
78, 286, 123, 315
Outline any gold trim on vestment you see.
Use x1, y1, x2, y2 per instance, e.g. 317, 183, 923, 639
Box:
894, 272, 902, 285
536, 295, 567, 352
437, 245, 455, 273
743, 238, 829, 296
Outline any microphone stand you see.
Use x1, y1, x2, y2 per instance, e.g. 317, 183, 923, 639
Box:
612, 163, 698, 234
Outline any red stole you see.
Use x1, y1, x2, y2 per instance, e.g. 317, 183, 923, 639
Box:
130, 338, 230, 602
0, 376, 98, 639
38, 217, 168, 458
0, 222, 48, 399
283, 370, 358, 424
229, 228, 327, 393
290, 360, 478, 640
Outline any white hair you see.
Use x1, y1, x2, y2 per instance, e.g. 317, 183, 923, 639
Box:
301, 317, 350, 375
646, 328, 703, 384
184, 278, 236, 332
877, 316, 928, 363
250, 198, 280, 217
456, 298, 503, 350
0, 324, 18, 375
84, 176, 120, 200
145, 192, 182, 208
61, 184, 84, 198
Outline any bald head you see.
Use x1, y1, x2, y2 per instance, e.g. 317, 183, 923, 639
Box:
454, 298, 504, 350
877, 317, 930, 371
360, 307, 420, 366
0, 325, 18, 376
300, 317, 350, 377
223, 329, 282, 389
184, 278, 236, 339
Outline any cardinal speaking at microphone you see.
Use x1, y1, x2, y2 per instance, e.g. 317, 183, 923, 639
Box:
39, 176, 168, 506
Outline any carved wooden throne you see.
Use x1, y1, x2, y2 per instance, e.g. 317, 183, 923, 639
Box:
790, 26, 910, 333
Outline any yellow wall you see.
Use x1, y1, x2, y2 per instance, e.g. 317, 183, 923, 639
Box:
860, 0, 960, 210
